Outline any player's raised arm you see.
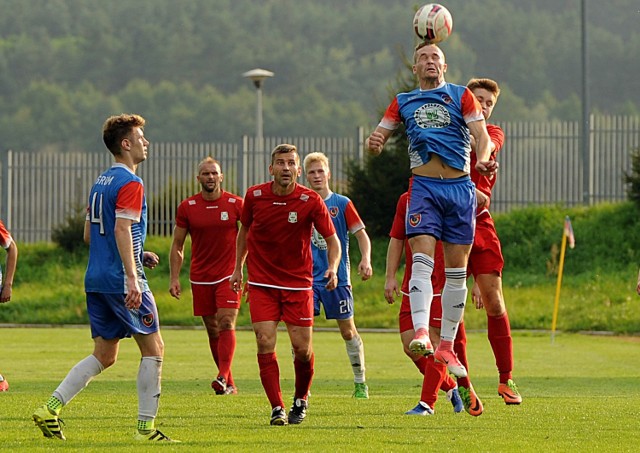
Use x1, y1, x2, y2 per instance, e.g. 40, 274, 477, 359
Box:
365, 126, 393, 156
468, 119, 497, 176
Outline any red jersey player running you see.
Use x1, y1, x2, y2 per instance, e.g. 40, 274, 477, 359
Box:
169, 157, 243, 395
466, 78, 522, 405
229, 144, 341, 426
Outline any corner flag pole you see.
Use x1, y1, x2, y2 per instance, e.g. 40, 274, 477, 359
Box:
551, 216, 575, 344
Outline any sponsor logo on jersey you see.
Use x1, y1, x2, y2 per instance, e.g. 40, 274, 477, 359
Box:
329, 206, 339, 218
142, 313, 154, 327
288, 212, 298, 223
311, 228, 327, 250
409, 213, 421, 227
221, 211, 229, 221
414, 103, 451, 129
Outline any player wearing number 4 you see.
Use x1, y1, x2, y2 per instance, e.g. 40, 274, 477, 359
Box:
304, 152, 373, 399
32, 114, 177, 442
466, 78, 521, 405
366, 43, 497, 378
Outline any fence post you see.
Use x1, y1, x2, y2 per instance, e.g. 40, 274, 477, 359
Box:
240, 135, 248, 195
356, 126, 365, 167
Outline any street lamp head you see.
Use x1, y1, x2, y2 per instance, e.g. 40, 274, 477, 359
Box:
242, 68, 275, 88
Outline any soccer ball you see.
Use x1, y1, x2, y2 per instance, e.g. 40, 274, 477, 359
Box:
413, 3, 453, 44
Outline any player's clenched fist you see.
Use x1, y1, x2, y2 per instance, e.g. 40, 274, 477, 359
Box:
365, 131, 385, 156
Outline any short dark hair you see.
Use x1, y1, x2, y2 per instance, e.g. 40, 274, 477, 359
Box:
102, 114, 146, 156
270, 143, 299, 165
467, 78, 501, 98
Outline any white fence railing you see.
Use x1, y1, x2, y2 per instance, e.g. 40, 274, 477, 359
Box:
1, 116, 639, 243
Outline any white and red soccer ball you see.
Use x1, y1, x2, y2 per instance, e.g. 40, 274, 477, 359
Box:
413, 3, 453, 44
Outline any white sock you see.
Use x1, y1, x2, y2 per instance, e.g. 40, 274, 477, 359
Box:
440, 268, 467, 342
409, 253, 434, 331
137, 356, 163, 421
53, 354, 104, 405
345, 335, 366, 383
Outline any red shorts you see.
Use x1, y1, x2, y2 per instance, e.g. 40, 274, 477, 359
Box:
398, 293, 443, 332
248, 285, 314, 327
468, 214, 504, 277
191, 280, 241, 317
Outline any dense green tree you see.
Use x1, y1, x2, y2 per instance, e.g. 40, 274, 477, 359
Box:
0, 0, 635, 151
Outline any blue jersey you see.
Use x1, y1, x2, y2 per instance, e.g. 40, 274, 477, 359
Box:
311, 192, 365, 287
84, 163, 149, 294
380, 82, 484, 173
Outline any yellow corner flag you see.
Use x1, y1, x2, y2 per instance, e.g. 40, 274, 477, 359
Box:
552, 216, 575, 343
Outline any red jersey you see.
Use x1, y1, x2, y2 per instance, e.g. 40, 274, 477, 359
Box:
0, 220, 12, 249
470, 123, 505, 209
241, 182, 336, 290
389, 192, 445, 294
176, 191, 243, 283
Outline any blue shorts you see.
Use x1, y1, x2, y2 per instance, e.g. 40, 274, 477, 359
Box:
313, 285, 354, 320
86, 291, 160, 340
407, 175, 476, 245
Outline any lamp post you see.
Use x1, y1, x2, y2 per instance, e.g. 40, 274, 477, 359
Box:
243, 68, 274, 184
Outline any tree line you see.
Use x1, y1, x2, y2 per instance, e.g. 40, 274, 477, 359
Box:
0, 0, 636, 152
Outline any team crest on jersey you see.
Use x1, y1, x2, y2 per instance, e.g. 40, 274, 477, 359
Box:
253, 189, 262, 197
414, 103, 451, 129
229, 198, 237, 203
329, 206, 339, 218
441, 94, 453, 104
188, 200, 196, 205
300, 194, 309, 202
288, 212, 298, 223
142, 313, 154, 327
409, 213, 421, 227
311, 228, 327, 250
221, 211, 229, 221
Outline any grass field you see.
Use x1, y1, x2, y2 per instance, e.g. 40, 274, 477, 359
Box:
1, 327, 639, 452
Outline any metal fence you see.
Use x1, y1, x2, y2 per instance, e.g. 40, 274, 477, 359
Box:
0, 115, 638, 243
0, 132, 362, 242
491, 115, 640, 212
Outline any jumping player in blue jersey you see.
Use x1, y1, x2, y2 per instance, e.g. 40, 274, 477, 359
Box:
32, 114, 178, 442
304, 152, 373, 399
366, 43, 497, 414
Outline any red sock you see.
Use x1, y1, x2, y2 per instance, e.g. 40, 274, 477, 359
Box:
293, 354, 314, 400
257, 352, 283, 408
440, 373, 456, 392
218, 329, 237, 386
488, 312, 513, 383
421, 355, 446, 408
209, 335, 219, 367
454, 321, 471, 388
413, 356, 428, 375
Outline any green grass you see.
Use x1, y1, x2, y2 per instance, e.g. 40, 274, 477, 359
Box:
1, 327, 640, 451
4, 234, 640, 334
